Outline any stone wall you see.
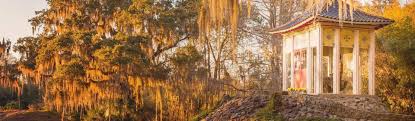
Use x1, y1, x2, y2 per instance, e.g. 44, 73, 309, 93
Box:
205, 93, 415, 121
280, 94, 415, 121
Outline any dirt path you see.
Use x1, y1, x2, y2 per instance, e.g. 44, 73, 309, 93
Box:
0, 112, 5, 119
0, 110, 59, 121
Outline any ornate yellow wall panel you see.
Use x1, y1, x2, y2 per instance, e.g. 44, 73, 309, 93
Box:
359, 30, 370, 49
323, 27, 334, 46
319, 27, 372, 49
340, 29, 354, 48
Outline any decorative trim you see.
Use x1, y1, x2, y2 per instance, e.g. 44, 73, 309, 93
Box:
270, 16, 392, 34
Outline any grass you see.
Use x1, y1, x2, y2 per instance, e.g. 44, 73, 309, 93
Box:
190, 94, 234, 121
190, 109, 213, 121
253, 94, 284, 121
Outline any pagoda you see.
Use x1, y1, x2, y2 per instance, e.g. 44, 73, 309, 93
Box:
270, 1, 393, 95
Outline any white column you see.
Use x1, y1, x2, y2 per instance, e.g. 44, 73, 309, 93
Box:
353, 30, 362, 95
333, 29, 341, 94
368, 31, 376, 95
306, 31, 313, 94
315, 26, 323, 94
291, 36, 295, 88
282, 39, 288, 91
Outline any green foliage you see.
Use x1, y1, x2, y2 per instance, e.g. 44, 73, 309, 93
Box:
190, 109, 212, 121
54, 58, 86, 80
0, 38, 37, 111
171, 45, 203, 67
14, 37, 39, 69
171, 45, 204, 80
0, 87, 15, 106
379, 17, 415, 66
83, 109, 107, 121
3, 101, 20, 110
24, 0, 206, 120
376, 3, 415, 115
19, 85, 42, 109
93, 36, 148, 67
0, 85, 42, 110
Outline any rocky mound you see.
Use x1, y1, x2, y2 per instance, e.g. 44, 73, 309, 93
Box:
205, 93, 415, 121
205, 95, 269, 121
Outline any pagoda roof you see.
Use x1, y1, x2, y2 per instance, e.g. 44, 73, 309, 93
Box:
270, 1, 393, 34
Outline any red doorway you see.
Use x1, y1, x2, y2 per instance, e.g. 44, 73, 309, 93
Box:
294, 49, 306, 88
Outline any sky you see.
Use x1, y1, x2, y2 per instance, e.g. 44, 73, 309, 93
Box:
0, 0, 410, 45
0, 0, 47, 43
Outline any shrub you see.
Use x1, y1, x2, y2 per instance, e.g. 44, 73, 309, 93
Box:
3, 101, 20, 110
287, 88, 306, 92
376, 3, 415, 115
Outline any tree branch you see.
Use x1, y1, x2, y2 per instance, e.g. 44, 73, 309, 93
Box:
152, 35, 190, 59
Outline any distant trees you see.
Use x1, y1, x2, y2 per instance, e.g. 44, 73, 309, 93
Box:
0, 38, 14, 89
0, 38, 40, 110
244, 0, 305, 91
0, 39, 18, 107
